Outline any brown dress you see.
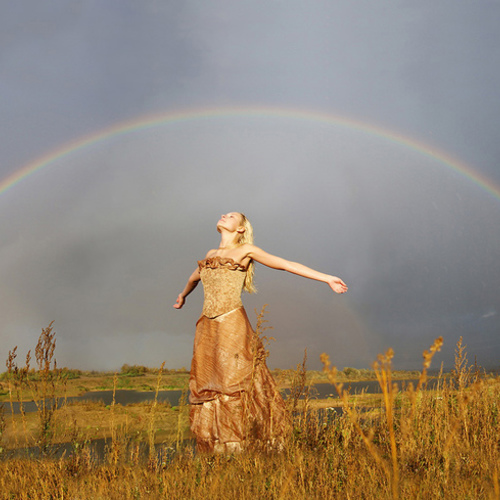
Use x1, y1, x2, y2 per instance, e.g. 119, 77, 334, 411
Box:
189, 256, 289, 452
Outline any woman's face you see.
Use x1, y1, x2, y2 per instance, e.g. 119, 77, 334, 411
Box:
217, 212, 243, 233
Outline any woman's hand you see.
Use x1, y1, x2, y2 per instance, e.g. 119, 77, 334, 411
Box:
173, 294, 185, 309
327, 276, 348, 294
173, 268, 201, 310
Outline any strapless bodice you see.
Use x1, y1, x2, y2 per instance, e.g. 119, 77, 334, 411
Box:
198, 257, 247, 318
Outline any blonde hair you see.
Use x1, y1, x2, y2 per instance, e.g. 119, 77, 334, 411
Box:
236, 213, 256, 293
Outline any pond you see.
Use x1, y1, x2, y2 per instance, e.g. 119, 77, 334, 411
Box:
3, 378, 442, 415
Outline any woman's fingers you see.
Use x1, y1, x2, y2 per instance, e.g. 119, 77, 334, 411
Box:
173, 295, 184, 308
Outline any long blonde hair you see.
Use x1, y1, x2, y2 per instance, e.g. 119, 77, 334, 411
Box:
236, 213, 256, 293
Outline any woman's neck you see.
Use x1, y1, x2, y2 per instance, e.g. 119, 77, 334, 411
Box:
218, 232, 239, 249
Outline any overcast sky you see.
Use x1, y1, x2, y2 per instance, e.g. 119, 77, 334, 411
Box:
1, 1, 499, 372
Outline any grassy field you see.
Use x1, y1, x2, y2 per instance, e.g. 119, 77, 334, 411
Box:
0, 325, 499, 499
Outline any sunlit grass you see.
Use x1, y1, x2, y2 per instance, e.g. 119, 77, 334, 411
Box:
0, 323, 499, 499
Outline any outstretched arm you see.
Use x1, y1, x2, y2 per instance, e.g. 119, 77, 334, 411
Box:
173, 267, 201, 309
245, 245, 348, 294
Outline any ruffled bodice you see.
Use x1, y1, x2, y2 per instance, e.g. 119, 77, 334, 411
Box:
198, 256, 246, 319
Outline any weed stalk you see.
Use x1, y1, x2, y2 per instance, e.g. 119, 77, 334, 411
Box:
148, 361, 165, 468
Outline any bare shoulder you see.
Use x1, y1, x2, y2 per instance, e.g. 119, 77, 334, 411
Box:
205, 249, 218, 258
243, 244, 266, 258
239, 243, 259, 258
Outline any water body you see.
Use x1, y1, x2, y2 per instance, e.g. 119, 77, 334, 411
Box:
2, 379, 443, 415
308, 378, 442, 398
2, 389, 185, 415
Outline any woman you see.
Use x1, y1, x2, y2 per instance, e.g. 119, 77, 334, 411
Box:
174, 212, 347, 452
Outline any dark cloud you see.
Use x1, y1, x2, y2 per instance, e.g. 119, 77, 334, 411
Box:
1, 1, 499, 372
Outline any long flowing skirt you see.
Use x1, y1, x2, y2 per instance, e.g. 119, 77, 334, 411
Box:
189, 307, 289, 452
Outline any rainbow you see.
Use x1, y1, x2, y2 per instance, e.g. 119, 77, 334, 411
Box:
2, 105, 500, 200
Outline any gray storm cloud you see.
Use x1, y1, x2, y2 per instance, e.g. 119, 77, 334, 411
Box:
1, 1, 499, 371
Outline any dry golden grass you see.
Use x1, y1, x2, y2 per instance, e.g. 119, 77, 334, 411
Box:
0, 324, 499, 499
1, 401, 190, 450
